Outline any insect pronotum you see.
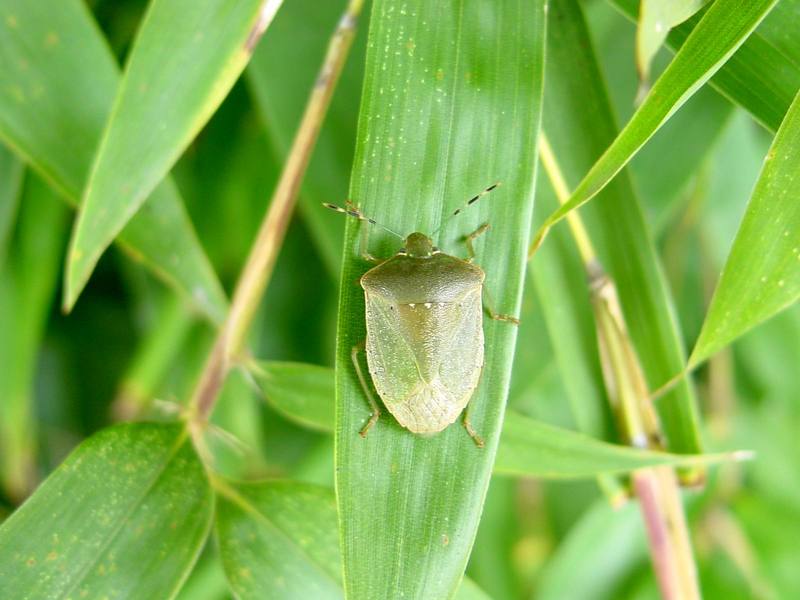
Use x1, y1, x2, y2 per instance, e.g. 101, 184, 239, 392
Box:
325, 184, 518, 447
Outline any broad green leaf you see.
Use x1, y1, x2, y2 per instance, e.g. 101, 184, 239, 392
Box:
253, 361, 335, 432
66, 0, 279, 309
691, 89, 800, 365
614, 0, 800, 132
0, 143, 23, 264
334, 2, 546, 596
542, 0, 701, 455
0, 423, 213, 599
215, 480, 489, 600
247, 0, 365, 277
532, 0, 778, 250
0, 0, 227, 323
251, 362, 739, 478
215, 480, 342, 599
0, 174, 66, 499
636, 0, 709, 85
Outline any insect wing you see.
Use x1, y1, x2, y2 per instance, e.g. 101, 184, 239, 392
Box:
364, 287, 484, 433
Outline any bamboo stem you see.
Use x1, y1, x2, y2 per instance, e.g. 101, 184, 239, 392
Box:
188, 0, 365, 429
537, 133, 700, 600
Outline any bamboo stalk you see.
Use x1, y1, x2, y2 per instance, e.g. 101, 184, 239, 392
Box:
187, 0, 365, 432
538, 133, 700, 600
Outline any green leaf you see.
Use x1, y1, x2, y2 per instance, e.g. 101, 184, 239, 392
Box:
215, 479, 489, 599
542, 0, 702, 455
535, 500, 647, 600
247, 0, 364, 277
0, 144, 23, 265
532, 0, 778, 249
0, 422, 213, 599
614, 0, 800, 132
215, 480, 342, 599
251, 362, 740, 478
636, 0, 709, 85
494, 412, 740, 479
335, 1, 545, 597
65, 0, 277, 309
691, 89, 800, 365
0, 174, 66, 499
253, 361, 335, 432
0, 0, 227, 323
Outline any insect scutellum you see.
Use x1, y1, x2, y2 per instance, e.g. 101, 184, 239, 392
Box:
322, 181, 502, 257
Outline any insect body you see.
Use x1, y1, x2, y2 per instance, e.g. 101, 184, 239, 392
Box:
325, 184, 516, 446
361, 232, 485, 436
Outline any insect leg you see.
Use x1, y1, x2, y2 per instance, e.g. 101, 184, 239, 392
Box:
351, 340, 381, 437
461, 403, 485, 448
463, 223, 491, 262
482, 285, 520, 326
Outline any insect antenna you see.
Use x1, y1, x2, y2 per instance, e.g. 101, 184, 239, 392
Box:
432, 181, 502, 235
323, 202, 404, 239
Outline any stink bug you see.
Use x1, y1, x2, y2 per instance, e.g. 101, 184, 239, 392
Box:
325, 184, 518, 447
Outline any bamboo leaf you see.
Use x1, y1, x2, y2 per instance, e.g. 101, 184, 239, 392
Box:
215, 480, 342, 600
614, 0, 800, 132
0, 0, 228, 323
636, 0, 709, 86
0, 423, 213, 599
215, 480, 489, 600
531, 0, 778, 251
494, 412, 740, 478
65, 0, 280, 309
0, 144, 23, 265
334, 2, 546, 595
542, 0, 702, 456
691, 89, 800, 365
253, 361, 335, 432
535, 500, 647, 600
251, 363, 742, 478
0, 174, 66, 499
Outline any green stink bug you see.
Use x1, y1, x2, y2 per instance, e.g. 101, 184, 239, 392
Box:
325, 184, 517, 447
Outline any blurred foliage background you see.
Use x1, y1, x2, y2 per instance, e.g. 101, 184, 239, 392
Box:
0, 0, 799, 598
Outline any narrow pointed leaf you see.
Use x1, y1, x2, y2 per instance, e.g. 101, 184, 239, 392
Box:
495, 409, 741, 478
614, 0, 800, 132
0, 144, 23, 264
251, 362, 738, 479
215, 480, 488, 600
66, 0, 280, 308
0, 175, 66, 499
542, 0, 702, 455
335, 1, 546, 597
691, 89, 800, 365
532, 0, 778, 248
0, 0, 227, 323
0, 423, 213, 599
636, 0, 709, 84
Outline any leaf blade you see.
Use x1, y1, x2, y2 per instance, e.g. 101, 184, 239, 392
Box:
65, 0, 278, 308
0, 0, 228, 323
334, 1, 546, 595
692, 89, 800, 364
533, 0, 778, 247
0, 423, 213, 599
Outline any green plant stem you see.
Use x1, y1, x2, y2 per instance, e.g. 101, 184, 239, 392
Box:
188, 0, 365, 429
538, 133, 700, 600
